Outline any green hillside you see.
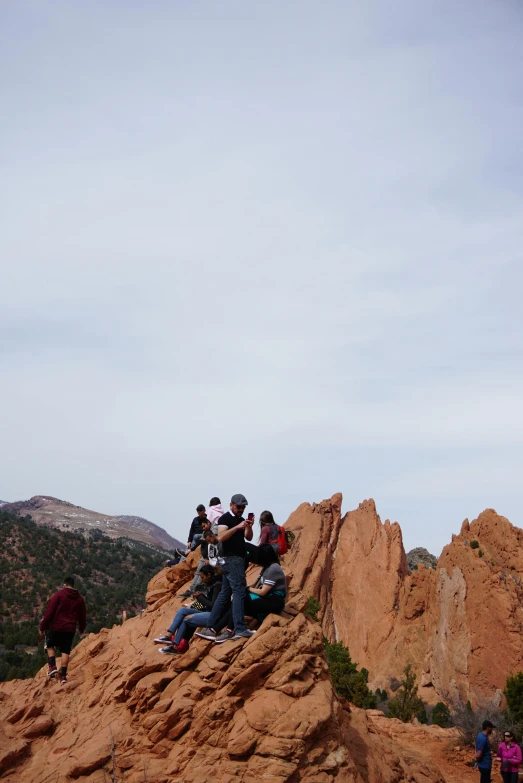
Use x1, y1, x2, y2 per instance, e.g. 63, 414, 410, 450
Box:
0, 509, 165, 681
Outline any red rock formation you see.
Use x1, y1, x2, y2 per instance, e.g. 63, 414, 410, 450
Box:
284, 495, 523, 708
0, 553, 445, 782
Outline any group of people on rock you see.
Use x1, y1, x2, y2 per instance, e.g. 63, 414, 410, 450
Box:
153, 493, 289, 654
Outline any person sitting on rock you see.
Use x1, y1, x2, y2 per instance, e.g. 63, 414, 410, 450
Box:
38, 576, 86, 684
155, 565, 221, 653
196, 544, 287, 643
186, 504, 207, 553
207, 497, 224, 528
178, 522, 220, 598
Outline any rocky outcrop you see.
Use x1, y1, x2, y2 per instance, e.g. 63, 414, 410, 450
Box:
284, 496, 523, 708
407, 548, 438, 572
0, 553, 445, 782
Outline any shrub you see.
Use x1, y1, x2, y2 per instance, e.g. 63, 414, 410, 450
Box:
324, 640, 377, 709
479, 550, 483, 557
452, 698, 507, 746
505, 672, 523, 724
432, 702, 452, 727
304, 596, 321, 623
388, 665, 427, 723
470, 540, 479, 549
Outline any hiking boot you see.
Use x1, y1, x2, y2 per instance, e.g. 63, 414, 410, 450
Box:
60, 677, 67, 685
232, 629, 256, 640
159, 645, 178, 655
177, 591, 191, 598
154, 634, 174, 644
214, 630, 235, 644
195, 629, 217, 641
47, 666, 58, 679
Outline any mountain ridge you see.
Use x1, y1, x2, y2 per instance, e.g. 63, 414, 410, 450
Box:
1, 495, 183, 551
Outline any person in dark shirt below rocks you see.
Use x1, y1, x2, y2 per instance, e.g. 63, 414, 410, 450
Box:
197, 493, 255, 642
38, 576, 87, 684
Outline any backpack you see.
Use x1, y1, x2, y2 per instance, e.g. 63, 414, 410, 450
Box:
269, 524, 289, 556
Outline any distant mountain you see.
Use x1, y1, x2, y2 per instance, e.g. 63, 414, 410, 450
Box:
1, 495, 183, 552
0, 501, 7, 507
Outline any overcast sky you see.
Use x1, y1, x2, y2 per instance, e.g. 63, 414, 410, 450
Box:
1, 1, 522, 555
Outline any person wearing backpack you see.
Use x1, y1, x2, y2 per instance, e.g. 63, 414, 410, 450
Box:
258, 511, 289, 556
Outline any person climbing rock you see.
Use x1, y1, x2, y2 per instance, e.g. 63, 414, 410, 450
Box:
39, 576, 86, 684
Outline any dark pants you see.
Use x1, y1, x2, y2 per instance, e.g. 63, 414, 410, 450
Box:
501, 772, 518, 783
206, 556, 247, 634
479, 768, 491, 783
214, 592, 285, 632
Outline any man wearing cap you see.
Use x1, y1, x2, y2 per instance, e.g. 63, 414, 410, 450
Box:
185, 504, 207, 553
199, 493, 255, 641
475, 720, 495, 783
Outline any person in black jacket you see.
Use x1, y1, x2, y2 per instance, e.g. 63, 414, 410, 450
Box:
185, 504, 207, 553
153, 565, 221, 652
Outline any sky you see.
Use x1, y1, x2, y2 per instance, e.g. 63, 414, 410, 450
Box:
1, 1, 522, 556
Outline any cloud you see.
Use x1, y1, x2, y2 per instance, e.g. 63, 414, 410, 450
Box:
1, 0, 522, 551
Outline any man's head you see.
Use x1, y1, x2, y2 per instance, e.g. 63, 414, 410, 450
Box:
201, 519, 212, 531
196, 504, 206, 519
230, 493, 248, 517
204, 529, 218, 544
64, 576, 75, 588
209, 496, 220, 506
482, 720, 495, 734
199, 564, 216, 584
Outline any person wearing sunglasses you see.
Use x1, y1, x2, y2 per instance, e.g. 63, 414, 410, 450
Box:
496, 731, 522, 783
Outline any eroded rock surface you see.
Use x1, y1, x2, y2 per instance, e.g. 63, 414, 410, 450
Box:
0, 548, 445, 782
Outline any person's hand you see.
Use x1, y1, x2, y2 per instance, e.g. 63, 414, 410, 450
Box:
38, 630, 44, 643
236, 520, 247, 530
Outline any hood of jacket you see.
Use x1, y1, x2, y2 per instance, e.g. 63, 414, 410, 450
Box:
207, 504, 225, 525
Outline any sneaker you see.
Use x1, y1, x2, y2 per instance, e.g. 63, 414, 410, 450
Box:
47, 666, 58, 679
195, 628, 217, 641
174, 548, 185, 558
232, 629, 256, 640
159, 645, 178, 655
214, 630, 235, 644
177, 591, 191, 598
60, 677, 67, 685
154, 635, 174, 644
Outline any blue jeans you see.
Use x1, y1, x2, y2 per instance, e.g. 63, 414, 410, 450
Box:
206, 556, 246, 634
190, 534, 203, 551
173, 611, 211, 644
167, 606, 199, 635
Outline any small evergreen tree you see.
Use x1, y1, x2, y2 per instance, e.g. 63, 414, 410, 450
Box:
432, 702, 452, 727
324, 640, 377, 709
504, 672, 523, 724
388, 665, 426, 723
304, 596, 321, 623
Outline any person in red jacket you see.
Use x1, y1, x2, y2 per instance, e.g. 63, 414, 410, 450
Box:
39, 576, 87, 684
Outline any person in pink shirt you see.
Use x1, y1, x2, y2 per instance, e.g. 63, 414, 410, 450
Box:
496, 731, 522, 783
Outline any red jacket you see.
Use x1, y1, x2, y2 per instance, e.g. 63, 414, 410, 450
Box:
40, 587, 86, 634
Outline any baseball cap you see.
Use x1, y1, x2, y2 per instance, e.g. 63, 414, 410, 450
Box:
482, 720, 496, 730
231, 493, 248, 506
196, 504, 205, 512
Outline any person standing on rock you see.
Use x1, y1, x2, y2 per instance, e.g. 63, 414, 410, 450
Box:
496, 730, 522, 783
475, 720, 495, 783
201, 493, 255, 642
39, 576, 86, 684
